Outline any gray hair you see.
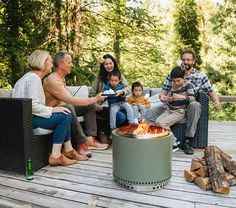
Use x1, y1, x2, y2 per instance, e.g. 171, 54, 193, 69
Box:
28, 50, 50, 71
54, 51, 72, 68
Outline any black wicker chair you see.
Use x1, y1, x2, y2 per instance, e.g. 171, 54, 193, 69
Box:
0, 98, 52, 174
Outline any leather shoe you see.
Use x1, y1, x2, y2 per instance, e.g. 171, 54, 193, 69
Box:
49, 154, 77, 166
62, 149, 88, 161
182, 140, 194, 155
77, 143, 92, 158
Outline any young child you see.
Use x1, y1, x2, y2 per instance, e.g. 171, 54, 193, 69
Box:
104, 71, 134, 130
156, 66, 195, 151
128, 82, 151, 123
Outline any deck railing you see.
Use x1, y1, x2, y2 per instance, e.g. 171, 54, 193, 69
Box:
219, 96, 236, 102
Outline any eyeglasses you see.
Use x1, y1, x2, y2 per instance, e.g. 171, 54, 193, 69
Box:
182, 59, 193, 62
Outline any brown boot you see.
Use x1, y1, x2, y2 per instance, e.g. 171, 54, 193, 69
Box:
62, 149, 88, 161
49, 154, 77, 166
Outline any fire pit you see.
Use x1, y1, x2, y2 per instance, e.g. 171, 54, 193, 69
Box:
112, 123, 172, 192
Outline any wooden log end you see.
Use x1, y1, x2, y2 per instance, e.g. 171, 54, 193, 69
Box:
184, 168, 197, 182
194, 177, 211, 191
214, 187, 230, 194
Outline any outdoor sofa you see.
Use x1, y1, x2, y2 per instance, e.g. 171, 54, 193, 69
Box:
0, 86, 208, 174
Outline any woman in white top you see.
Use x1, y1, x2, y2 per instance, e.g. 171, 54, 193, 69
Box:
12, 50, 88, 166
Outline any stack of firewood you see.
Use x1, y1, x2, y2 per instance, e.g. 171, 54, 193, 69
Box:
184, 145, 236, 194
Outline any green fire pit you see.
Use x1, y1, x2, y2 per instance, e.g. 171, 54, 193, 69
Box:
112, 128, 172, 192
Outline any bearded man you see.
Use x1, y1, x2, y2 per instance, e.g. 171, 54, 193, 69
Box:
145, 48, 221, 155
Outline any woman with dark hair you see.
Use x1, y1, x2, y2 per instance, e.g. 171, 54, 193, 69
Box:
89, 54, 131, 143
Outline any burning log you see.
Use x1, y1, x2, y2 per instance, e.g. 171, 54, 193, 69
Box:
205, 146, 230, 194
133, 122, 150, 135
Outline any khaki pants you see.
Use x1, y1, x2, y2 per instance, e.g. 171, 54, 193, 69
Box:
146, 101, 202, 138
155, 109, 186, 130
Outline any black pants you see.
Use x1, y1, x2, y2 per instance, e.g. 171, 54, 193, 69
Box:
96, 107, 127, 140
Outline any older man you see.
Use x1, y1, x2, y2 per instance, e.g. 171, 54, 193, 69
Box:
44, 51, 108, 158
146, 48, 221, 155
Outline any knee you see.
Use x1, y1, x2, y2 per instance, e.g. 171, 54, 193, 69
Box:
64, 113, 72, 123
155, 119, 165, 128
189, 101, 201, 111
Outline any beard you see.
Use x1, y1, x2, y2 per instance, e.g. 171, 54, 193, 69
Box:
184, 63, 193, 71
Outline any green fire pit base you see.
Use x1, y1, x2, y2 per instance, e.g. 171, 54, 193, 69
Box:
112, 129, 172, 192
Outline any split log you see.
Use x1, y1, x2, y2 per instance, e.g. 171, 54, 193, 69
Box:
190, 158, 206, 171
228, 178, 236, 186
184, 169, 197, 182
193, 173, 236, 191
204, 145, 230, 194
195, 166, 209, 177
194, 177, 212, 191
226, 173, 236, 186
220, 150, 236, 177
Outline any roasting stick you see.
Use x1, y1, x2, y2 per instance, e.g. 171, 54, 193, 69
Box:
72, 60, 101, 96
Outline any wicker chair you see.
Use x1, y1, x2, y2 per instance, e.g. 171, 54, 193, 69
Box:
0, 98, 52, 174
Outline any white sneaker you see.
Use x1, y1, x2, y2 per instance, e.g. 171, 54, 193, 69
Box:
172, 144, 180, 152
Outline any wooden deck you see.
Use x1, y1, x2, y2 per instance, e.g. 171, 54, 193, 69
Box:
0, 121, 235, 208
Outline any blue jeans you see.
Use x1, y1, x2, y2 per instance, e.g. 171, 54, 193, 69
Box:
116, 111, 127, 127
33, 112, 72, 144
110, 102, 134, 129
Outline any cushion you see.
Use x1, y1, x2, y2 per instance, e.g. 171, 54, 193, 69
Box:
148, 93, 160, 103
33, 128, 53, 136
0, 89, 12, 98
150, 88, 162, 96
66, 85, 89, 98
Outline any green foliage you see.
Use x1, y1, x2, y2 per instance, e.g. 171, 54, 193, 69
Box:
0, 0, 235, 120
174, 0, 202, 65
0, 0, 52, 86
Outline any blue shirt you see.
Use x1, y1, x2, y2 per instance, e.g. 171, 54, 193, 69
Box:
104, 83, 125, 105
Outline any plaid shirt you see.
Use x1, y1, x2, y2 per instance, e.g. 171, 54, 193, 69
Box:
162, 68, 213, 95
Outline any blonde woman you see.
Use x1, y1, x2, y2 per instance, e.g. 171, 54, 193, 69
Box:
12, 50, 88, 166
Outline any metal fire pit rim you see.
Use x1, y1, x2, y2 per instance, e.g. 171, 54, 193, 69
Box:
113, 128, 171, 139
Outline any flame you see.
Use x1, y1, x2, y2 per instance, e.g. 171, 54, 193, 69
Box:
133, 122, 150, 135
118, 121, 169, 137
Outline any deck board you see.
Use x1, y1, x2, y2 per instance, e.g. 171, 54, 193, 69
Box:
0, 121, 235, 208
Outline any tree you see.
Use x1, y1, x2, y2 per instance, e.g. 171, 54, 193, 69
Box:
0, 0, 52, 86
173, 0, 202, 65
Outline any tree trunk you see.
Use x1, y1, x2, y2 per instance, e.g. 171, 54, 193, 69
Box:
55, 0, 62, 49
204, 145, 230, 194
